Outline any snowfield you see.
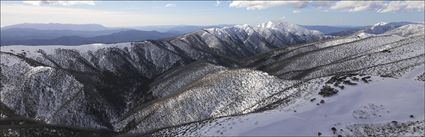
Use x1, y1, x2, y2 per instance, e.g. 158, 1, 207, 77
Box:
237, 76, 424, 136
150, 74, 424, 136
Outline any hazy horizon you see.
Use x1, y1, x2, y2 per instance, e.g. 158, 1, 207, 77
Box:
1, 22, 374, 29
1, 1, 424, 27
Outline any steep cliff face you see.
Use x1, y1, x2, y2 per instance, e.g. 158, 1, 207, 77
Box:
0, 53, 113, 129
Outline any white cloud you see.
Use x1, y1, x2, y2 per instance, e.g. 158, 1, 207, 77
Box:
1, 4, 230, 27
229, 0, 425, 13
229, 1, 309, 10
378, 1, 425, 13
216, 1, 221, 6
0, 4, 203, 27
23, 0, 95, 6
330, 1, 384, 12
165, 3, 176, 8
311, 1, 334, 10
292, 10, 301, 13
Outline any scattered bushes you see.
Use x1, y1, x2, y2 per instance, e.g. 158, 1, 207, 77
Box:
319, 86, 339, 97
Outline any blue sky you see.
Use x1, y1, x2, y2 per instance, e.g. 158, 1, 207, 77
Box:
1, 1, 424, 27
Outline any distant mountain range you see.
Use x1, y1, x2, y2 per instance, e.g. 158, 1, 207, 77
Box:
0, 24, 181, 46
0, 22, 420, 46
1, 23, 238, 46
1, 29, 178, 46
2, 23, 110, 31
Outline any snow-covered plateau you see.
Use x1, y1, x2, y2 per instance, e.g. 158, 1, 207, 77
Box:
1, 21, 424, 137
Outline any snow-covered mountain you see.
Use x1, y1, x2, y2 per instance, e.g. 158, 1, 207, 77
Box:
329, 21, 421, 37
383, 23, 425, 37
1, 21, 424, 137
143, 26, 424, 137
363, 22, 414, 34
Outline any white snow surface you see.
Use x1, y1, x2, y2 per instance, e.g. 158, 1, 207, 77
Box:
0, 43, 131, 58
358, 22, 423, 36
170, 76, 424, 136
373, 22, 388, 26
257, 20, 322, 36
384, 24, 425, 37
116, 68, 301, 133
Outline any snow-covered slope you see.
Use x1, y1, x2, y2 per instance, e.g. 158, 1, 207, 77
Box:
114, 63, 303, 134
384, 24, 425, 37
332, 22, 422, 38
136, 29, 422, 136
363, 22, 414, 34
249, 34, 424, 80
125, 31, 424, 136
150, 73, 424, 136
0, 53, 118, 129
329, 22, 421, 38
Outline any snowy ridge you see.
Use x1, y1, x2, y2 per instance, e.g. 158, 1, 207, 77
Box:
330, 22, 420, 37
359, 22, 420, 36
200, 20, 326, 57
258, 20, 322, 36
373, 22, 388, 26
383, 23, 425, 37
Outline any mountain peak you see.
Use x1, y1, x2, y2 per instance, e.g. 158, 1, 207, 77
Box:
257, 20, 294, 29
256, 20, 323, 36
373, 22, 388, 26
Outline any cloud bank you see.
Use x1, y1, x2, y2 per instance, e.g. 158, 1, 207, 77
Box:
1, 4, 222, 27
165, 3, 176, 8
229, 1, 425, 13
23, 0, 95, 6
216, 1, 221, 6
229, 1, 309, 10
